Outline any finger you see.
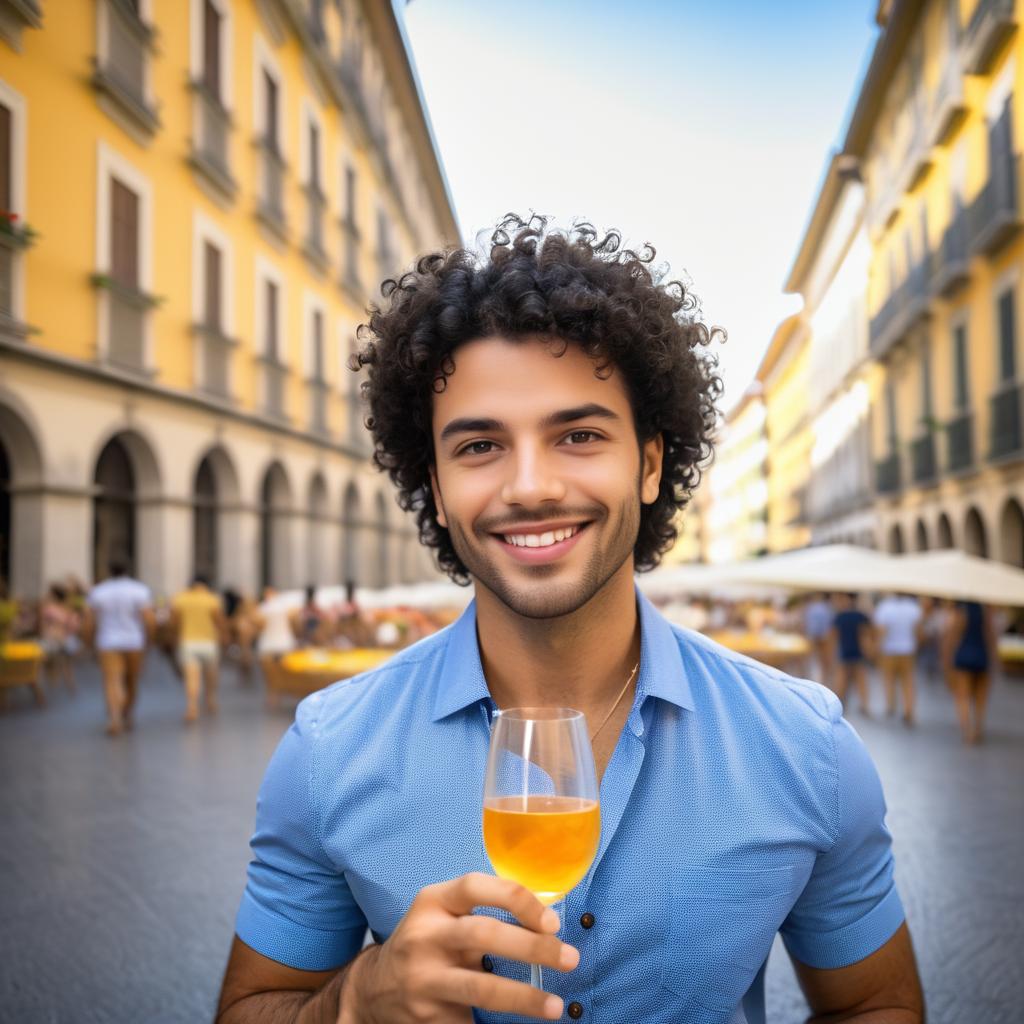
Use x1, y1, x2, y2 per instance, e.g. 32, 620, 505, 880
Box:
425, 967, 565, 1021
447, 916, 579, 973
436, 873, 559, 933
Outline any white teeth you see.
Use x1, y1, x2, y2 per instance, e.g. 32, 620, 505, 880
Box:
502, 526, 579, 548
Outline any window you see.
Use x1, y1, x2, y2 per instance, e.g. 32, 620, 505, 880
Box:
302, 105, 327, 264
953, 323, 969, 409
204, 241, 222, 330
93, 0, 159, 136
110, 178, 140, 288
920, 335, 933, 418
376, 207, 393, 281
189, 0, 234, 192
265, 279, 279, 359
255, 259, 288, 421
192, 214, 235, 398
254, 37, 286, 234
998, 287, 1016, 382
886, 375, 899, 448
0, 82, 29, 328
342, 163, 360, 292
264, 72, 279, 150
305, 296, 329, 434
0, 102, 10, 215
202, 0, 221, 96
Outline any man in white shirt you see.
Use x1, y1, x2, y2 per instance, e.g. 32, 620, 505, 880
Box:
86, 560, 153, 735
873, 593, 922, 725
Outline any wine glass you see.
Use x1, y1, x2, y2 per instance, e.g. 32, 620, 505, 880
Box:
483, 707, 600, 990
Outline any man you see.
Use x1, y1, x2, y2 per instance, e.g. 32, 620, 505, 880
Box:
803, 592, 834, 688
873, 593, 923, 726
85, 559, 153, 735
832, 592, 875, 716
170, 575, 227, 723
218, 217, 923, 1023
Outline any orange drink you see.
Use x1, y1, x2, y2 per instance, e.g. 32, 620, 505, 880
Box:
483, 795, 600, 905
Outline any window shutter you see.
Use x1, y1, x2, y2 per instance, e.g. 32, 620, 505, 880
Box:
0, 102, 11, 214
266, 280, 278, 359
203, 0, 222, 99
111, 177, 140, 289
264, 72, 278, 149
204, 241, 222, 331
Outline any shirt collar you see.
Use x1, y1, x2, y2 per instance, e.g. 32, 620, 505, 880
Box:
431, 585, 694, 722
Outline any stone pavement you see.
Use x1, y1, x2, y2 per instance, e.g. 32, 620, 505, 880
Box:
1, 652, 1021, 1023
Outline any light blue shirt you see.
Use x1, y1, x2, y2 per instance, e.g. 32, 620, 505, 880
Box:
237, 589, 905, 1024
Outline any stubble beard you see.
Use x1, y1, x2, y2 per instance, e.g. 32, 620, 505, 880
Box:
444, 492, 642, 621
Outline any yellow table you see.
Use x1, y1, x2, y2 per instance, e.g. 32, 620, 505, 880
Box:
998, 635, 1024, 675
267, 648, 395, 707
0, 640, 46, 709
706, 631, 811, 673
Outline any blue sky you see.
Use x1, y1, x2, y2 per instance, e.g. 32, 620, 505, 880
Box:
403, 0, 878, 407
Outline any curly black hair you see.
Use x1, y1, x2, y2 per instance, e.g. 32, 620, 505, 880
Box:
352, 214, 724, 585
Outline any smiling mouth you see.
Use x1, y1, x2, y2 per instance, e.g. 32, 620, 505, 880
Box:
497, 523, 589, 548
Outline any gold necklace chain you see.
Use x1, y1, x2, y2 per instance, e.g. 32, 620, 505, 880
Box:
589, 660, 640, 743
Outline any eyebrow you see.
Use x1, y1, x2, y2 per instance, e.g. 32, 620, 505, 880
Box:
439, 403, 621, 443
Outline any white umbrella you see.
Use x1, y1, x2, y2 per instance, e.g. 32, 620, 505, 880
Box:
891, 550, 1024, 606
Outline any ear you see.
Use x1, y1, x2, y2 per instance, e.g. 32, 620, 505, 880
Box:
429, 464, 448, 529
640, 433, 664, 505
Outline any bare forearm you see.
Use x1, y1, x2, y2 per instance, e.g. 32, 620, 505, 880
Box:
217, 967, 347, 1024
808, 1009, 922, 1023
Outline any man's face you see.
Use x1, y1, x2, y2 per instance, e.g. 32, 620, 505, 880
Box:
430, 335, 663, 620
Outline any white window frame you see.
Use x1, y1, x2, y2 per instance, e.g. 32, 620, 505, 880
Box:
302, 289, 330, 384
192, 211, 236, 391
993, 264, 1021, 385
0, 77, 27, 322
255, 253, 286, 363
190, 0, 234, 108
95, 141, 155, 366
299, 97, 326, 190
253, 33, 285, 150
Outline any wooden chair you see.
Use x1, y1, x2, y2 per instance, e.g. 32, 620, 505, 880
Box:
0, 653, 46, 711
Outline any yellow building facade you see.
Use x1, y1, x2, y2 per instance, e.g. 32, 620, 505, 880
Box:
0, 0, 459, 598
853, 0, 1024, 563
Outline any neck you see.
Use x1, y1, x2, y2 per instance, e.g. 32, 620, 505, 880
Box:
474, 560, 641, 715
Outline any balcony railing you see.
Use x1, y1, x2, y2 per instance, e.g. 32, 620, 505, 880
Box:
303, 185, 329, 270
260, 355, 289, 421
968, 152, 1020, 255
930, 210, 970, 296
106, 284, 150, 373
308, 378, 329, 436
340, 219, 361, 299
946, 410, 974, 472
910, 432, 938, 485
195, 324, 235, 399
875, 451, 902, 495
904, 105, 933, 190
930, 58, 969, 146
961, 0, 1016, 75
989, 380, 1023, 460
256, 140, 287, 238
869, 259, 930, 359
92, 0, 159, 134
190, 84, 235, 196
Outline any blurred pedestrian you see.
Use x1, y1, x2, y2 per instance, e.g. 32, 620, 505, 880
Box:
171, 575, 227, 724
950, 601, 996, 745
803, 592, 834, 688
0, 580, 17, 644
84, 560, 153, 736
333, 579, 370, 648
224, 587, 260, 684
290, 584, 329, 647
255, 586, 294, 683
873, 592, 922, 726
40, 582, 78, 692
831, 592, 873, 714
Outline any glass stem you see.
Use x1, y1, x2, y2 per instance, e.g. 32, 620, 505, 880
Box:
530, 962, 544, 989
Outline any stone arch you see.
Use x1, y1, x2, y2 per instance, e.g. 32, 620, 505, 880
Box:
341, 480, 362, 587
307, 471, 330, 586
914, 518, 929, 552
258, 461, 293, 590
937, 512, 954, 549
191, 445, 241, 588
375, 489, 390, 588
887, 522, 905, 555
0, 396, 45, 596
999, 497, 1024, 567
91, 429, 162, 583
964, 506, 988, 558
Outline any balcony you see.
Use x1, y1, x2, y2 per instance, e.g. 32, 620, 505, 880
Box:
92, 0, 159, 135
875, 452, 902, 495
340, 218, 362, 302
302, 185, 329, 272
930, 59, 969, 147
989, 380, 1023, 460
904, 105, 934, 191
255, 139, 287, 240
194, 323, 235, 400
869, 259, 931, 359
946, 410, 974, 472
308, 378, 329, 436
104, 282, 152, 374
961, 0, 1016, 75
969, 152, 1020, 255
189, 83, 236, 198
259, 355, 289, 421
930, 210, 970, 296
910, 432, 938, 485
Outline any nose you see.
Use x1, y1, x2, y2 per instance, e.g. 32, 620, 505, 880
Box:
500, 441, 567, 507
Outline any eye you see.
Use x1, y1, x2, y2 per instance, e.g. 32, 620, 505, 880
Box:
564, 430, 601, 445
458, 439, 498, 456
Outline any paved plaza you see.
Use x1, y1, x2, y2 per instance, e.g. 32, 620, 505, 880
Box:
1, 650, 1022, 1023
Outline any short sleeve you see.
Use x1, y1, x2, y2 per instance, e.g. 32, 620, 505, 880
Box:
235, 700, 368, 970
781, 717, 905, 969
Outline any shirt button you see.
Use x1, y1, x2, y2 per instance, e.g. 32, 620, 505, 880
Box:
481, 955, 494, 973
580, 912, 595, 929
567, 1002, 584, 1019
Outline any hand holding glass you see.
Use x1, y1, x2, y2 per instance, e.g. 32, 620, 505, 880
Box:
483, 707, 600, 989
